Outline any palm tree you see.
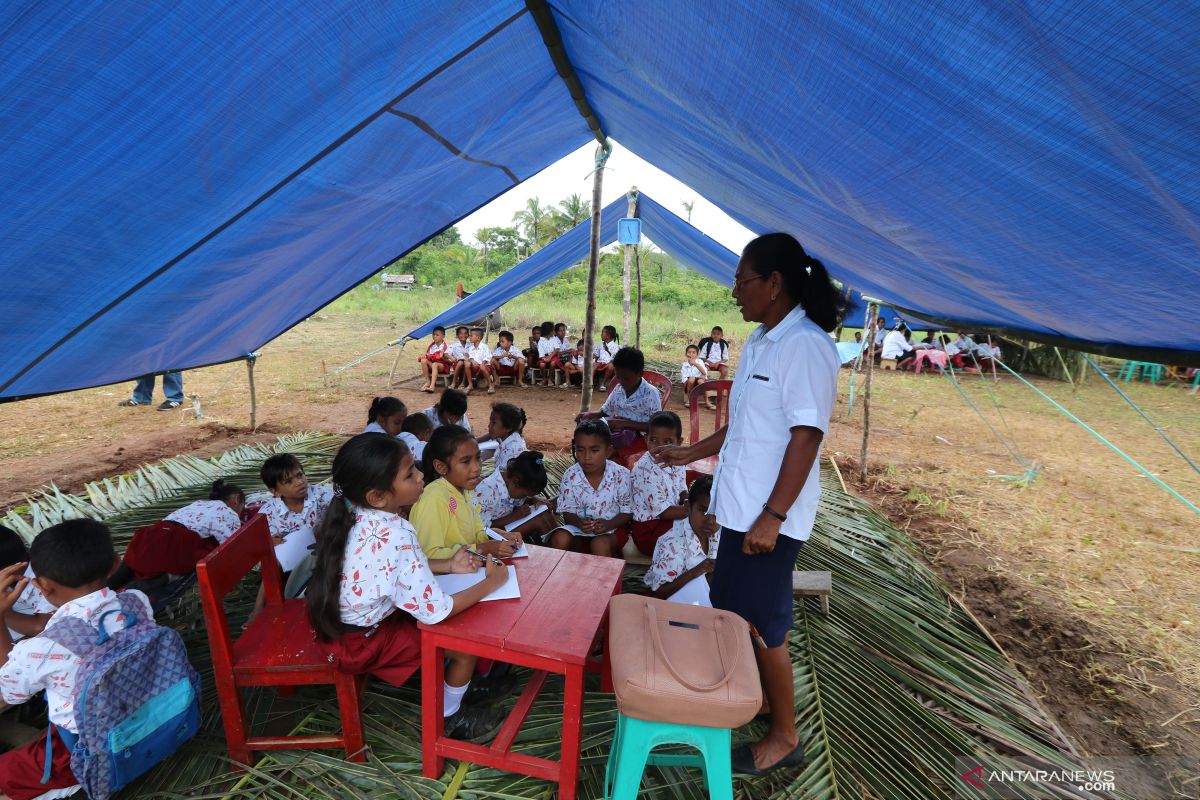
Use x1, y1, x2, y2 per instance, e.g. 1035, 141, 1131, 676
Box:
556, 193, 590, 227
512, 197, 546, 250
681, 198, 695, 222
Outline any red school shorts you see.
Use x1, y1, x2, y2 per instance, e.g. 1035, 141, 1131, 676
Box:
0, 726, 78, 800
629, 518, 674, 556
494, 363, 520, 377
316, 613, 423, 688
123, 520, 217, 579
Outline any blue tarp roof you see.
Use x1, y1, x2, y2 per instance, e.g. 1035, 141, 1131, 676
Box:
3, 2, 1198, 398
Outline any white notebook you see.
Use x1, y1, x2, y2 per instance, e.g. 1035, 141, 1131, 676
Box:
485, 528, 529, 558
667, 575, 712, 607
273, 529, 315, 572
436, 566, 520, 601
499, 504, 548, 534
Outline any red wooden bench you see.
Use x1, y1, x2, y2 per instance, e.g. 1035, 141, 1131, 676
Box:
196, 515, 366, 765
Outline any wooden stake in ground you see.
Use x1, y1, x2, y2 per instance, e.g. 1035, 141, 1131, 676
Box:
634, 244, 643, 350
622, 187, 637, 343
245, 353, 259, 431
859, 303, 878, 481
579, 142, 611, 415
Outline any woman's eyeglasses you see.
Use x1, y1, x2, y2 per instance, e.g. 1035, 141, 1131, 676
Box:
731, 273, 766, 292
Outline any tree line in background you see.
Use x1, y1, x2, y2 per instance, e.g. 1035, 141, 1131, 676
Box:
386, 194, 736, 311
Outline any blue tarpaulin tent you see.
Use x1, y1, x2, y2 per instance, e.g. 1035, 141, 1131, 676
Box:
3, 2, 1198, 399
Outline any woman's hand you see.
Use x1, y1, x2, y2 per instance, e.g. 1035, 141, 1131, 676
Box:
743, 513, 782, 555
652, 444, 694, 467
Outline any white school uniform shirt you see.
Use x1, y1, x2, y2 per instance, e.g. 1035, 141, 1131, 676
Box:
536, 337, 559, 359
976, 342, 1001, 359
698, 339, 728, 364
873, 326, 887, 345
445, 340, 469, 360
556, 461, 632, 535
594, 340, 620, 364
680, 360, 707, 381
425, 340, 448, 358
337, 506, 454, 627
258, 484, 335, 540
164, 498, 243, 544
0, 588, 153, 732
570, 350, 585, 367
467, 342, 491, 365
709, 305, 838, 541
495, 432, 527, 472
492, 344, 522, 366
421, 406, 474, 434
558, 337, 573, 354
643, 518, 719, 591
630, 452, 687, 522
880, 330, 914, 360
398, 432, 426, 462
600, 378, 663, 423
474, 469, 522, 527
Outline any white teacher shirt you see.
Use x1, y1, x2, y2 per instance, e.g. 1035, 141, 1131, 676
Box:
880, 330, 913, 360
709, 305, 839, 541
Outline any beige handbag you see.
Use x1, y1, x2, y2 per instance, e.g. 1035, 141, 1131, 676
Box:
607, 594, 762, 728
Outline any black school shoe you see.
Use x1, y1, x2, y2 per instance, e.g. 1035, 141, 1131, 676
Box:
443, 703, 507, 743
464, 669, 519, 706
731, 742, 806, 776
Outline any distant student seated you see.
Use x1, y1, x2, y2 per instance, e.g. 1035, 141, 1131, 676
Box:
478, 402, 528, 471
399, 411, 434, 463
422, 387, 473, 433
490, 330, 527, 388
546, 421, 632, 558
305, 434, 512, 742
523, 325, 543, 377
563, 339, 587, 386
881, 324, 915, 368
697, 325, 730, 380
0, 519, 158, 800
535, 321, 560, 386
443, 326, 471, 389
409, 426, 522, 560
592, 325, 620, 390
581, 346, 662, 462
629, 412, 689, 555
474, 451, 555, 538
0, 525, 52, 641
464, 327, 495, 395
363, 396, 407, 436
419, 326, 449, 393
109, 478, 246, 590
680, 344, 708, 400
644, 476, 720, 601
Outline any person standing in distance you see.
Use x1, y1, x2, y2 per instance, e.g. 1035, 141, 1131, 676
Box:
654, 232, 843, 775
118, 371, 184, 410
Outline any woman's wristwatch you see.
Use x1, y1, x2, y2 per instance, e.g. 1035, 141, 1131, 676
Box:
761, 503, 787, 522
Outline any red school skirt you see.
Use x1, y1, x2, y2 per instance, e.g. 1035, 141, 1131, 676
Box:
123, 520, 217, 579
317, 614, 423, 688
0, 726, 78, 800
629, 518, 673, 556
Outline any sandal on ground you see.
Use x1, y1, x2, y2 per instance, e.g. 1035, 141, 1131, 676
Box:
443, 703, 506, 743
731, 742, 806, 776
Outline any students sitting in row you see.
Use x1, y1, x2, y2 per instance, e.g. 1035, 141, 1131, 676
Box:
629, 412, 689, 556
0, 525, 52, 641
418, 326, 449, 393
697, 325, 730, 380
644, 476, 719, 601
474, 451, 555, 538
305, 433, 512, 742
490, 331, 527, 388
478, 402, 528, 471
422, 388, 473, 433
399, 411, 434, 463
363, 396, 407, 436
409, 426, 523, 560
548, 421, 632, 558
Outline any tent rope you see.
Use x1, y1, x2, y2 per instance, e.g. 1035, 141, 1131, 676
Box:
1083, 354, 1200, 476
994, 359, 1200, 515
940, 363, 1031, 472
324, 340, 400, 382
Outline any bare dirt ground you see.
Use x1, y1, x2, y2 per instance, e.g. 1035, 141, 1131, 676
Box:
2, 310, 1198, 792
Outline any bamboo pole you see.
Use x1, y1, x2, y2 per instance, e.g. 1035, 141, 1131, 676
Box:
579, 142, 611, 415
245, 353, 259, 431
622, 187, 637, 342
387, 341, 405, 388
634, 244, 643, 350
859, 303, 879, 481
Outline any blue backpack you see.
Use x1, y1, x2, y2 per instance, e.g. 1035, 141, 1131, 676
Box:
39, 592, 201, 800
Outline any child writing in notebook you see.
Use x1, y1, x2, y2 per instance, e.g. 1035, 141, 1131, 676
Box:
629, 411, 689, 555
546, 420, 632, 558
643, 475, 720, 600
305, 433, 511, 741
474, 451, 555, 537
419, 326, 449, 392
477, 402, 527, 471
363, 396, 407, 436
409, 426, 522, 560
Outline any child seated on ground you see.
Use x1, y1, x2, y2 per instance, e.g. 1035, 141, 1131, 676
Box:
698, 325, 730, 380
644, 476, 720, 601
478, 402, 527, 471
474, 451, 556, 538
490, 330, 527, 388
444, 326, 471, 388
363, 396, 407, 435
630, 412, 689, 556
593, 325, 620, 390
409, 426, 522, 559
581, 346, 662, 462
563, 338, 586, 386
546, 421, 632, 558
0, 519, 159, 800
0, 525, 52, 641
305, 434, 512, 741
463, 327, 495, 395
108, 478, 247, 592
680, 344, 708, 400
422, 387, 473, 433
419, 326, 449, 392
535, 321, 561, 386
399, 411, 434, 463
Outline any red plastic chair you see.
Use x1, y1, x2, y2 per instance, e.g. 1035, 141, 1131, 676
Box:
196, 515, 366, 766
685, 380, 732, 477
643, 370, 672, 408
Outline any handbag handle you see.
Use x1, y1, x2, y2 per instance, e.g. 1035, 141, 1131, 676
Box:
644, 602, 744, 692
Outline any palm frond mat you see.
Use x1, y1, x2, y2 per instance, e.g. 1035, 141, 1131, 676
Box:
5, 444, 1122, 799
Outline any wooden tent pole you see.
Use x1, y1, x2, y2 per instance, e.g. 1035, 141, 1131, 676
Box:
634, 244, 643, 350
859, 303, 879, 481
622, 187, 640, 348
245, 353, 259, 431
580, 142, 611, 415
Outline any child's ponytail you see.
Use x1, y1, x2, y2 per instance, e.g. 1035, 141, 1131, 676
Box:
368, 396, 406, 423
491, 402, 526, 436
209, 478, 245, 504
506, 451, 548, 495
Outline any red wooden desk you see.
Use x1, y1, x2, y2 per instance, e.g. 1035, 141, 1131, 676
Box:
418, 545, 623, 800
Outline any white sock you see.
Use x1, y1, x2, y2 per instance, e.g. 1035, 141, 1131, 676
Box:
444, 680, 470, 717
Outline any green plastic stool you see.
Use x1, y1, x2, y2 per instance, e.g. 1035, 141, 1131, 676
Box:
604, 712, 733, 800
1138, 363, 1164, 384
1117, 361, 1137, 382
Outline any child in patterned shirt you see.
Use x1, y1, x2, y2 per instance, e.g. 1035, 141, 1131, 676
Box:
0, 526, 52, 642
305, 433, 512, 742
629, 412, 689, 555
477, 402, 527, 472
546, 421, 632, 558
474, 451, 554, 537
644, 476, 719, 600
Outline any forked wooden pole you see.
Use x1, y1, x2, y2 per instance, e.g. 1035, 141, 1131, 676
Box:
859, 303, 879, 481
634, 244, 643, 350
579, 142, 611, 415
245, 353, 259, 431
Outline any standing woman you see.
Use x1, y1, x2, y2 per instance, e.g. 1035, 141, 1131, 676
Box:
654, 233, 842, 775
